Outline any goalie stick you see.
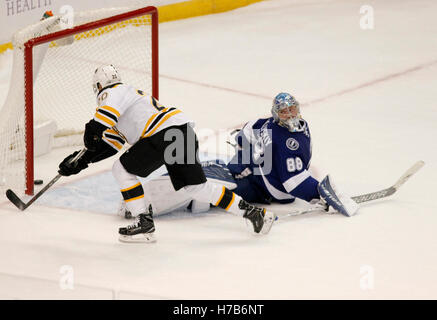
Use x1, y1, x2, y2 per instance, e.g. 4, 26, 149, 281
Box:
275, 160, 425, 222
6, 148, 87, 211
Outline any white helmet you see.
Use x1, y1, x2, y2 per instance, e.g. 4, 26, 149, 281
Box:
92, 64, 121, 95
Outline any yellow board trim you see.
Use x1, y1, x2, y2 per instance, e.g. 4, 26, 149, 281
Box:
0, 43, 13, 54
0, 1, 264, 54
158, 0, 264, 23
124, 194, 145, 202
121, 182, 141, 193
144, 110, 182, 138
214, 186, 226, 207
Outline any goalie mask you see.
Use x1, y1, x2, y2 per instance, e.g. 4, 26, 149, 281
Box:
271, 92, 304, 132
92, 64, 121, 95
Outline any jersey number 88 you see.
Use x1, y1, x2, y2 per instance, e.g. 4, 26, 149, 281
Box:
287, 157, 303, 172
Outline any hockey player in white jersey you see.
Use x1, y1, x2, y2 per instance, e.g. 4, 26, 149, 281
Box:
57, 65, 276, 243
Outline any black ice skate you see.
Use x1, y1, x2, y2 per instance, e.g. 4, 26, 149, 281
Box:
119, 205, 156, 243
239, 200, 276, 234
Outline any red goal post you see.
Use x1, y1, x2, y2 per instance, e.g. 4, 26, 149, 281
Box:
3, 6, 158, 195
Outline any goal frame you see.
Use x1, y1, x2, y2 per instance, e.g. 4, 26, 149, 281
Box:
23, 6, 159, 195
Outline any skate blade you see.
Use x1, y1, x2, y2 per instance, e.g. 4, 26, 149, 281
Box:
260, 211, 276, 235
119, 232, 157, 243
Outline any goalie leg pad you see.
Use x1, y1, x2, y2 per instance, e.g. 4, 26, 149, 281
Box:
184, 182, 244, 216
201, 160, 237, 189
189, 200, 211, 214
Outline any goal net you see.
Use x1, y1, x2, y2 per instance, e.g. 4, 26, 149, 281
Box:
0, 6, 158, 195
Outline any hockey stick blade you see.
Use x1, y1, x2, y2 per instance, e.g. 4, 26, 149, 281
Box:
5, 148, 87, 212
6, 189, 26, 211
5, 174, 62, 211
393, 160, 425, 190
276, 160, 425, 222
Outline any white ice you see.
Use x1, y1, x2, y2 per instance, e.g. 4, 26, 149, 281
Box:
0, 0, 436, 299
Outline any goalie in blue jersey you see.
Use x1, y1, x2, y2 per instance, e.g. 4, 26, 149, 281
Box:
227, 93, 319, 206
226, 92, 358, 216
118, 92, 358, 219
225, 92, 358, 216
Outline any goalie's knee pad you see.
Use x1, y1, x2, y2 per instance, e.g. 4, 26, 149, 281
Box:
184, 182, 237, 211
189, 200, 211, 214
184, 182, 223, 205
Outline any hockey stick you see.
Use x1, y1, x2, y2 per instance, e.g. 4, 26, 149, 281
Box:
351, 160, 425, 203
275, 160, 425, 222
5, 148, 87, 211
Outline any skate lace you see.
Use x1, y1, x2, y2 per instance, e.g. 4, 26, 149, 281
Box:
246, 205, 260, 217
126, 217, 140, 230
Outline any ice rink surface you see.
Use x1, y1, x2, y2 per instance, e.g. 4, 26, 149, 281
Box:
0, 0, 436, 299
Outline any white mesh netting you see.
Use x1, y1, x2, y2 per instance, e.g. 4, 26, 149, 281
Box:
0, 7, 155, 193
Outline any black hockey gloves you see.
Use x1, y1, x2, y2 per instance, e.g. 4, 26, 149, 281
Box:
58, 142, 118, 176
84, 119, 108, 151
59, 118, 120, 176
58, 150, 89, 176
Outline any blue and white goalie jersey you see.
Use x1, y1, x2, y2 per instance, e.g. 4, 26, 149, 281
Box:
227, 117, 320, 204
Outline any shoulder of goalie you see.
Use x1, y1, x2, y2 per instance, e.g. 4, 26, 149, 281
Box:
317, 175, 359, 217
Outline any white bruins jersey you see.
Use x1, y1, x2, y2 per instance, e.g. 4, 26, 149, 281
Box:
93, 84, 193, 150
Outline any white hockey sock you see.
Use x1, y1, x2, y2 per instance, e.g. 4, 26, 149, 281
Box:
184, 182, 245, 217
112, 159, 148, 216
